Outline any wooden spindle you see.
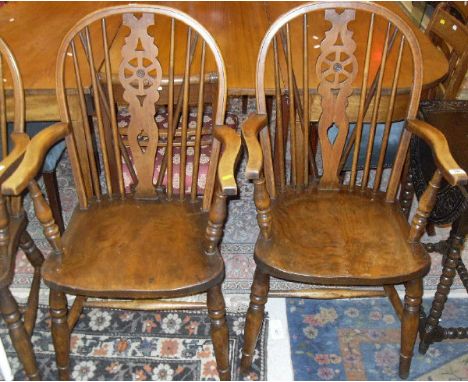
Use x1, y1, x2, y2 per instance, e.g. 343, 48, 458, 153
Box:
361, 21, 391, 190
179, 28, 192, 200
84, 26, 113, 196
157, 32, 199, 189
350, 13, 374, 190
28, 180, 64, 256
191, 41, 206, 201
286, 24, 296, 186
339, 27, 398, 173
70, 40, 100, 198
409, 170, 442, 242
167, 18, 175, 199
273, 38, 285, 191
0, 53, 7, 159
303, 14, 309, 187
374, 31, 405, 193
102, 18, 124, 197
0, 196, 9, 253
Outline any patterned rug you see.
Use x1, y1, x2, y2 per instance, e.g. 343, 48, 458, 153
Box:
0, 306, 267, 381
287, 297, 468, 381
10, 97, 468, 302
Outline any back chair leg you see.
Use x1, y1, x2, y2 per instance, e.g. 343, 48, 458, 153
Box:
399, 278, 423, 379
50, 290, 70, 380
207, 284, 230, 381
0, 288, 40, 380
241, 267, 270, 374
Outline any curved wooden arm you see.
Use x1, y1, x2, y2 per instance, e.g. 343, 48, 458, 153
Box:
241, 114, 268, 180
407, 119, 467, 186
2, 122, 69, 195
213, 125, 241, 196
0, 132, 30, 184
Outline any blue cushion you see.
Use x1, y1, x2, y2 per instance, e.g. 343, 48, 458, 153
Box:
326, 120, 405, 171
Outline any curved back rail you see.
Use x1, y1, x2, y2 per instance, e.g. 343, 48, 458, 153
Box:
254, 2, 423, 201
55, 5, 227, 210
0, 38, 25, 158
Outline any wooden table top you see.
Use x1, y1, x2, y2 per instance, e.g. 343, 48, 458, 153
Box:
0, 1, 449, 122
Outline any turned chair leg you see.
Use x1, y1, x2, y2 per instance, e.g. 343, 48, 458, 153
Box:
207, 284, 230, 381
0, 288, 40, 380
50, 290, 70, 381
399, 278, 423, 379
241, 267, 269, 374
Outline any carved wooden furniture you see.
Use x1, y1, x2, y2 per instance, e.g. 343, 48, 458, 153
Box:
413, 100, 468, 353
2, 5, 241, 380
0, 2, 449, 123
239, 2, 468, 379
0, 38, 43, 380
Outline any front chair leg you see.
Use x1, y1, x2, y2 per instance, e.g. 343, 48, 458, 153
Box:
50, 290, 70, 380
399, 278, 423, 379
241, 267, 270, 374
207, 284, 230, 381
0, 288, 40, 380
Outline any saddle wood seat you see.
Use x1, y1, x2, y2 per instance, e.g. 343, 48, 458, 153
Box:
255, 188, 430, 286
42, 198, 224, 299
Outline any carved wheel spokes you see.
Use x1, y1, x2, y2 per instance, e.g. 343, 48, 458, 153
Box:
122, 54, 161, 94
320, 50, 356, 88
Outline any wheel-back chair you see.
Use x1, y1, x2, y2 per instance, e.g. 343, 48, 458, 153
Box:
2, 5, 241, 380
239, 2, 467, 379
0, 38, 44, 380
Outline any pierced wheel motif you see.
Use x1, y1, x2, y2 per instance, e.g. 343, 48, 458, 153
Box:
317, 50, 357, 89
121, 54, 162, 95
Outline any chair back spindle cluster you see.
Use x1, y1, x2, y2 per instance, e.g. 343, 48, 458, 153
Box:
56, 5, 227, 211
255, 3, 423, 202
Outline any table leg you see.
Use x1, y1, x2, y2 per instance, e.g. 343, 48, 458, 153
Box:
419, 212, 468, 354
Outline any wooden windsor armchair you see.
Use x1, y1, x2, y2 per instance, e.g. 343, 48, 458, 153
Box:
2, 5, 241, 380
0, 38, 44, 380
239, 2, 468, 379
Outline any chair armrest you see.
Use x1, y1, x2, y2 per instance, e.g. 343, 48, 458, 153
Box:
241, 114, 268, 180
2, 122, 69, 195
407, 119, 468, 186
0, 132, 30, 184
213, 125, 241, 196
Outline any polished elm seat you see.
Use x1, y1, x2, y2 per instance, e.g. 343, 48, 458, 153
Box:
256, 190, 429, 285
43, 198, 224, 297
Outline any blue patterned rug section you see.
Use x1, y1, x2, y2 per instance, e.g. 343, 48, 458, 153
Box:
287, 298, 468, 381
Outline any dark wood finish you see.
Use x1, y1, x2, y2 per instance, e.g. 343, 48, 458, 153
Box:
240, 2, 467, 379
414, 102, 468, 355
2, 6, 241, 380
43, 171, 65, 234
0, 38, 42, 380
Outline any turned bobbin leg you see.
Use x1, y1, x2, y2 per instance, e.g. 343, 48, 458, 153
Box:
0, 288, 40, 380
399, 154, 415, 219
50, 290, 70, 380
399, 278, 423, 379
241, 267, 270, 373
207, 285, 230, 381
419, 217, 465, 354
